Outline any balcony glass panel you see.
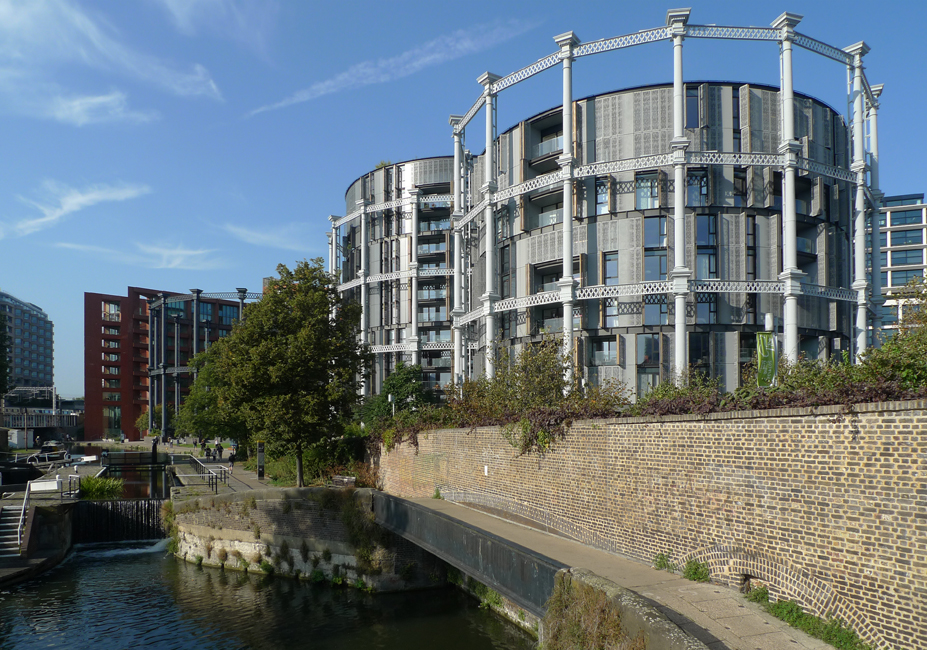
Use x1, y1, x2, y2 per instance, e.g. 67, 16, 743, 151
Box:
796, 237, 816, 254
537, 208, 563, 227
417, 242, 447, 255
534, 135, 563, 158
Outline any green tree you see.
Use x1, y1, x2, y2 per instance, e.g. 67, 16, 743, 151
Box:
134, 404, 174, 437
176, 343, 248, 445
212, 259, 370, 486
0, 313, 9, 398
361, 362, 433, 422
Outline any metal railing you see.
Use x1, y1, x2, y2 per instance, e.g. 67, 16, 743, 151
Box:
171, 454, 229, 494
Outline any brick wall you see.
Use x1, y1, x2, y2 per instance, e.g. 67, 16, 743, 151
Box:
377, 400, 927, 649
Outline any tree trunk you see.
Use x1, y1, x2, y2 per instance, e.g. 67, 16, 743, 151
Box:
295, 442, 304, 487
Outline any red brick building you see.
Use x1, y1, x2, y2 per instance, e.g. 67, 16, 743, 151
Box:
84, 287, 242, 441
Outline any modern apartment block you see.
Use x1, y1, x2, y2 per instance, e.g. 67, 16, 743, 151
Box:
84, 287, 244, 440
874, 194, 926, 338
329, 9, 884, 397
0, 291, 54, 389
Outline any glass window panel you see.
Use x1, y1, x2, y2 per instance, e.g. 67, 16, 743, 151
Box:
644, 217, 666, 248
891, 229, 923, 246
891, 210, 922, 226
636, 333, 659, 366
636, 174, 659, 210
891, 250, 922, 266
604, 253, 619, 285
644, 251, 667, 281
892, 269, 923, 286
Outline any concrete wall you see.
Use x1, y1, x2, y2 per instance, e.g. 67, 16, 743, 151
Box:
376, 400, 927, 650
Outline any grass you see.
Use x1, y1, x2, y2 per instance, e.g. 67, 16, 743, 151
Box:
78, 476, 125, 500
746, 586, 871, 650
654, 552, 676, 572
543, 572, 644, 650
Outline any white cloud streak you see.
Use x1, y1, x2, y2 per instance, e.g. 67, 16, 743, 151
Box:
248, 19, 537, 117
0, 0, 221, 124
152, 0, 277, 54
223, 222, 320, 252
13, 180, 151, 236
55, 241, 226, 270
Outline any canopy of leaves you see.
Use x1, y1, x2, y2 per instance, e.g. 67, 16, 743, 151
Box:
208, 259, 370, 486
134, 404, 174, 436
176, 343, 247, 444
360, 362, 434, 423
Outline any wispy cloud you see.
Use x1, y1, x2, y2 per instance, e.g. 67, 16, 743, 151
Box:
152, 0, 278, 54
55, 241, 226, 270
223, 222, 320, 252
0, 0, 221, 124
48, 90, 158, 126
13, 180, 151, 237
248, 19, 537, 117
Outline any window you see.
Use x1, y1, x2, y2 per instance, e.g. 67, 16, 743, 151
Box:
636, 173, 660, 210
636, 333, 661, 397
102, 405, 121, 435
689, 332, 710, 368
604, 299, 619, 328
418, 306, 447, 322
604, 252, 619, 286
879, 232, 887, 248
891, 250, 922, 266
102, 392, 121, 402
696, 215, 718, 280
891, 210, 922, 226
102, 326, 119, 335
733, 169, 747, 207
165, 299, 184, 318
892, 269, 923, 286
881, 304, 898, 325
591, 339, 617, 366
644, 251, 667, 281
643, 296, 667, 325
644, 216, 666, 248
199, 302, 214, 321
687, 170, 708, 206
685, 87, 699, 128
103, 378, 121, 388
103, 366, 120, 375
219, 304, 238, 326
102, 301, 121, 322
696, 294, 717, 324
891, 230, 923, 246
596, 178, 610, 215
696, 252, 718, 280
102, 353, 120, 362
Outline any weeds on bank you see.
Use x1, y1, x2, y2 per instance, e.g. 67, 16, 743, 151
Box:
745, 586, 870, 650
543, 572, 644, 650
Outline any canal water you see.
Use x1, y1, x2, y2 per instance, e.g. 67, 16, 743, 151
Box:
0, 541, 536, 649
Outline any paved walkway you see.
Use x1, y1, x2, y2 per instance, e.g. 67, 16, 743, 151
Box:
410, 498, 828, 650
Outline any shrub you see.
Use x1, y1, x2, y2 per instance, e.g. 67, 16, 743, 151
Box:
79, 476, 124, 500
654, 552, 675, 572
259, 560, 275, 575
682, 558, 710, 583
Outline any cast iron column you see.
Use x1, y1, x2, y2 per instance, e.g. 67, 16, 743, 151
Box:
478, 72, 500, 378
555, 31, 580, 383
847, 42, 871, 357
669, 8, 691, 383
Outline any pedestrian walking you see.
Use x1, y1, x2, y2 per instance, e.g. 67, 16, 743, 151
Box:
228, 450, 235, 474
216, 443, 224, 460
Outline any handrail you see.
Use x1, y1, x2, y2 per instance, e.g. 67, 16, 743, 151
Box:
172, 454, 228, 494
17, 483, 30, 549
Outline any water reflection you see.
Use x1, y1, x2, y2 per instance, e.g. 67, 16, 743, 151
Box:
0, 542, 535, 650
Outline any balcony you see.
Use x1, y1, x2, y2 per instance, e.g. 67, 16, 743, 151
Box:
537, 281, 560, 293
533, 135, 563, 159
796, 237, 816, 255
537, 208, 563, 228
417, 242, 447, 256
418, 288, 447, 301
421, 357, 452, 369
419, 219, 450, 233
102, 312, 121, 322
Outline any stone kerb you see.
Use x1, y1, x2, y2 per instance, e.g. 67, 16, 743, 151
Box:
376, 399, 927, 650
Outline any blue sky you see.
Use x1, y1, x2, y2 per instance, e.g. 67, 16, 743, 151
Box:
0, 0, 921, 397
